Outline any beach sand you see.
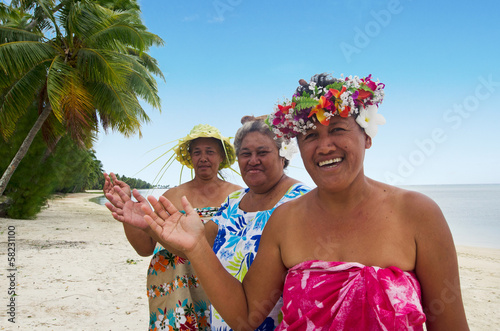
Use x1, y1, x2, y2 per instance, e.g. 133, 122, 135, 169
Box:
0, 192, 499, 330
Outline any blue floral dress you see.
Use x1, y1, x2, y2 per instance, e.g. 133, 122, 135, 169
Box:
210, 183, 311, 330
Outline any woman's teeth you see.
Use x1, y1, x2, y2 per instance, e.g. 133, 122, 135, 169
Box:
318, 158, 342, 167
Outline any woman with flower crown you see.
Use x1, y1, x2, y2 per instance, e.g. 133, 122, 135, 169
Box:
142, 73, 469, 330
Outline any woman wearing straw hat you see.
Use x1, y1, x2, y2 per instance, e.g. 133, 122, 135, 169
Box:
104, 124, 241, 330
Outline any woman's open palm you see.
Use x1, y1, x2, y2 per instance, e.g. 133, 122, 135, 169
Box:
143, 195, 205, 253
105, 186, 149, 230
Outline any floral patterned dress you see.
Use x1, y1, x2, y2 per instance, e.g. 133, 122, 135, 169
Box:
147, 207, 219, 331
210, 184, 311, 331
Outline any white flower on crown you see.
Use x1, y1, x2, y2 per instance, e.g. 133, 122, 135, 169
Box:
356, 105, 386, 138
279, 140, 299, 160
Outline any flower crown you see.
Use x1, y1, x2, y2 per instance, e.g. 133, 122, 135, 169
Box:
266, 73, 386, 140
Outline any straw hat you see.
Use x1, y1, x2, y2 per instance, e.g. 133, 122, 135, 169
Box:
173, 124, 236, 170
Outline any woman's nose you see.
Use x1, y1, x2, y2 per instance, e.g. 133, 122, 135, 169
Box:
317, 137, 336, 154
248, 153, 260, 165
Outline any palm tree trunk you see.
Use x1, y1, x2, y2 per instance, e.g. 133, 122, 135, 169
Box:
41, 135, 62, 162
0, 105, 53, 196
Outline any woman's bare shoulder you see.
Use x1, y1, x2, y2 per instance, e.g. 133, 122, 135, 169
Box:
371, 180, 437, 207
161, 185, 187, 207
373, 181, 445, 228
273, 187, 312, 218
222, 181, 243, 194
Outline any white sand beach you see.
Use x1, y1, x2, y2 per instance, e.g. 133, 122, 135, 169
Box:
0, 193, 499, 330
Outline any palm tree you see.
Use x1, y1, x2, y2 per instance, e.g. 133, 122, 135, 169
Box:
0, 0, 164, 196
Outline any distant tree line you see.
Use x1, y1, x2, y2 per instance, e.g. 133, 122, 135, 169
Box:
112, 174, 154, 190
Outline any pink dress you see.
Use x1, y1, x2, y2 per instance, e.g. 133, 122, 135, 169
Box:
277, 260, 426, 330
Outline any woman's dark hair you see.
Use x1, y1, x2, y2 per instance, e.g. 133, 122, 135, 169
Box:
294, 73, 342, 97
234, 117, 289, 169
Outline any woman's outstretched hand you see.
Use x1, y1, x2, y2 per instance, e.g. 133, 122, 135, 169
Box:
104, 184, 150, 230
143, 195, 205, 253
103, 172, 131, 198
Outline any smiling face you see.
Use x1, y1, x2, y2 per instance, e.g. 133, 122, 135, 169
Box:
190, 138, 224, 179
297, 116, 372, 191
237, 131, 285, 192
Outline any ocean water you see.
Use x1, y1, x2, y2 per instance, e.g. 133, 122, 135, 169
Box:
399, 184, 500, 249
94, 184, 500, 249
91, 188, 166, 207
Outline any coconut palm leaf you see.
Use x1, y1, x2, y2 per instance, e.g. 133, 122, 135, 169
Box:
87, 81, 145, 135
0, 41, 55, 78
127, 48, 164, 80
0, 26, 44, 42
0, 63, 48, 138
76, 48, 130, 85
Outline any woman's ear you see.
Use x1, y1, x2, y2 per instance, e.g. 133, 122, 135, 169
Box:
365, 134, 372, 149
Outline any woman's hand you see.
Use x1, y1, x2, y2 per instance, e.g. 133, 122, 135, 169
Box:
143, 195, 205, 254
104, 185, 150, 230
103, 172, 131, 198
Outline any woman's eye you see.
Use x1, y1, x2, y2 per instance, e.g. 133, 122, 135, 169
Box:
330, 127, 345, 133
303, 133, 316, 140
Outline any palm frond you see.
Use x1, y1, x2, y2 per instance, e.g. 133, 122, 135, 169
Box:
89, 81, 149, 137
32, 0, 59, 34
0, 62, 48, 139
76, 48, 131, 86
0, 26, 44, 43
127, 48, 164, 81
106, 51, 161, 110
96, 0, 141, 13
127, 60, 161, 110
64, 0, 101, 41
0, 4, 13, 24
137, 29, 164, 49
0, 40, 55, 77
84, 7, 161, 52
88, 23, 146, 51
46, 56, 97, 146
46, 56, 80, 121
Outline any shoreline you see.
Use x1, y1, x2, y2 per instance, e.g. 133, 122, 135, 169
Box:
0, 192, 499, 329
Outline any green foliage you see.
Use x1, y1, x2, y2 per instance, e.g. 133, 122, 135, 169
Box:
0, 0, 164, 212
0, 108, 105, 218
0, 106, 52, 218
293, 96, 320, 111
113, 173, 153, 189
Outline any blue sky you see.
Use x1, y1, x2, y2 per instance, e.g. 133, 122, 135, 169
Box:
95, 0, 500, 188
